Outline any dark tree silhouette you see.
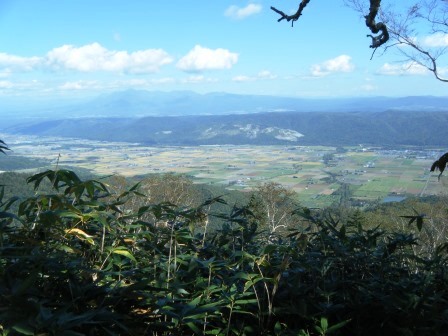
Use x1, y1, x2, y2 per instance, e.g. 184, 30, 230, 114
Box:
430, 152, 448, 180
271, 0, 388, 48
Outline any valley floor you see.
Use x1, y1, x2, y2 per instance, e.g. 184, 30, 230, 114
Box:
1, 133, 446, 207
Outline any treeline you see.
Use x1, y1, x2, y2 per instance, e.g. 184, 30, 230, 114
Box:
1, 168, 448, 335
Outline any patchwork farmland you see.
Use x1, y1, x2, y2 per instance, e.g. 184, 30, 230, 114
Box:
2, 133, 446, 207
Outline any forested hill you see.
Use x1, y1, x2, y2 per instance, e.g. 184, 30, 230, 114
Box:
7, 109, 448, 146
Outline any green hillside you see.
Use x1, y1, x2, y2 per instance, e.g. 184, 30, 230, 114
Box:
8, 110, 448, 146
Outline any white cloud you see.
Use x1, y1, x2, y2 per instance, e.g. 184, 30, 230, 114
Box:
0, 80, 14, 89
0, 44, 173, 74
422, 32, 448, 47
59, 77, 179, 92
225, 3, 262, 19
149, 77, 176, 84
233, 70, 277, 82
310, 55, 355, 77
377, 61, 428, 76
257, 70, 276, 79
59, 80, 100, 90
181, 75, 217, 84
0, 53, 41, 71
176, 45, 238, 72
183, 75, 205, 83
0, 79, 42, 92
0, 69, 12, 78
232, 75, 252, 82
46, 43, 173, 73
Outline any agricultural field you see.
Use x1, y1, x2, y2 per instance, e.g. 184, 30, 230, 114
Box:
1, 133, 447, 207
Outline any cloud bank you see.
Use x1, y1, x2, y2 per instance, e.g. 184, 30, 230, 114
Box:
176, 45, 238, 72
46, 43, 173, 73
311, 55, 355, 77
0, 43, 239, 75
0, 43, 173, 74
232, 70, 276, 82
0, 53, 40, 71
377, 62, 428, 76
422, 33, 448, 47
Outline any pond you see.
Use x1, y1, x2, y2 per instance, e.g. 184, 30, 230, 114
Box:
382, 195, 407, 203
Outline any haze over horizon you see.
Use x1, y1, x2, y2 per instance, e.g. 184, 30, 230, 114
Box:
0, 0, 447, 108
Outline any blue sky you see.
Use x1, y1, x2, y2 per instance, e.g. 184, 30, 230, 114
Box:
0, 0, 446, 102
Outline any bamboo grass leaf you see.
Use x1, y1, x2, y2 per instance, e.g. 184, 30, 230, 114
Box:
65, 228, 95, 245
112, 247, 137, 262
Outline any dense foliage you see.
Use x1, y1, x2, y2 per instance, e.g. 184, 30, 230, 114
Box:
0, 156, 50, 172
1, 169, 447, 335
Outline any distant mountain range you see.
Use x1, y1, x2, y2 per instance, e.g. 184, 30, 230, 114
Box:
76, 90, 448, 116
2, 90, 448, 146
1, 90, 448, 121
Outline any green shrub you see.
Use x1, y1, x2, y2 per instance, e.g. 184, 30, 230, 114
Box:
0, 169, 447, 335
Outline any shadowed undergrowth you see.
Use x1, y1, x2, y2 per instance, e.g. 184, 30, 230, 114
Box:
0, 169, 447, 335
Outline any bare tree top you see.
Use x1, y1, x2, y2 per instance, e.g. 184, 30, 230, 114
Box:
271, 0, 448, 82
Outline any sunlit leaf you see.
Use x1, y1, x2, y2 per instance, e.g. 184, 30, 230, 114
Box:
65, 228, 95, 245
112, 247, 137, 262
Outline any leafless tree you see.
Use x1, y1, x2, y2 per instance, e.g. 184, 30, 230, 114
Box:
249, 182, 302, 237
104, 173, 202, 228
140, 173, 200, 208
272, 0, 448, 82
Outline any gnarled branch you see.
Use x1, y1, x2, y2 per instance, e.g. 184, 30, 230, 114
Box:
270, 0, 311, 27
365, 0, 389, 48
271, 0, 390, 48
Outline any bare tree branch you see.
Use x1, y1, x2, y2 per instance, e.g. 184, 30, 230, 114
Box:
272, 0, 448, 82
394, 34, 448, 82
271, 0, 389, 48
347, 0, 448, 82
417, 0, 448, 31
270, 0, 311, 27
382, 0, 448, 82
